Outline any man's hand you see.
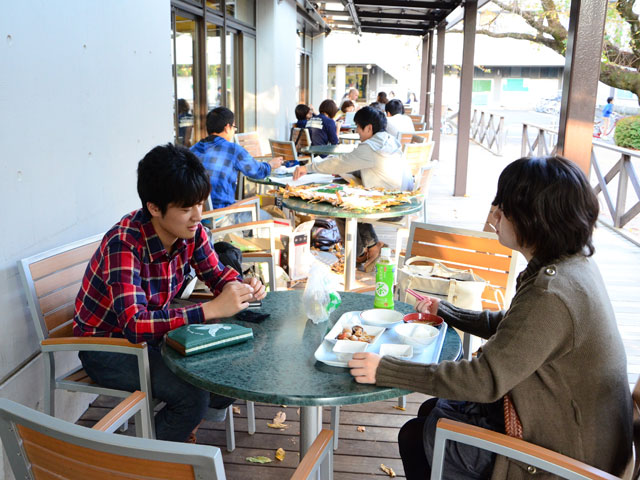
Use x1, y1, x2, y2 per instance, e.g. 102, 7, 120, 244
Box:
293, 165, 308, 181
243, 276, 267, 301
348, 352, 381, 384
415, 296, 440, 315
269, 156, 283, 170
202, 282, 253, 319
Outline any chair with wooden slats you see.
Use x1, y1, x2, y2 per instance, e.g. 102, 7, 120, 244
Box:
404, 222, 519, 360
413, 129, 433, 142
269, 139, 310, 164
413, 121, 427, 130
409, 114, 425, 123
0, 396, 334, 480
18, 235, 156, 438
404, 142, 435, 178
291, 127, 312, 155
234, 132, 273, 200
431, 380, 640, 480
398, 129, 432, 146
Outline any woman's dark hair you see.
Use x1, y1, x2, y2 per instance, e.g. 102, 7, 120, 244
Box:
318, 99, 339, 119
377, 91, 389, 104
206, 107, 234, 134
340, 100, 354, 113
385, 99, 405, 116
177, 98, 190, 115
295, 104, 311, 120
137, 143, 211, 216
492, 156, 599, 261
354, 106, 387, 134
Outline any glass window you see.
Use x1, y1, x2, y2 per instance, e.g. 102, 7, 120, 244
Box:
174, 15, 196, 146
243, 35, 257, 131
226, 0, 255, 26
205, 1, 221, 12
206, 23, 223, 110
226, 31, 236, 112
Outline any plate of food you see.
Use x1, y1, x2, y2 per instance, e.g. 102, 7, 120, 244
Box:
360, 309, 404, 326
324, 311, 385, 345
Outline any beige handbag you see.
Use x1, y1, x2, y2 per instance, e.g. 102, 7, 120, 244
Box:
397, 256, 488, 310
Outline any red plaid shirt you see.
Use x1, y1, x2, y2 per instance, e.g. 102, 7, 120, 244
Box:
73, 209, 240, 343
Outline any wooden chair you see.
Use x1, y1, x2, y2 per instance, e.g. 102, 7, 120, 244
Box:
409, 114, 425, 123
291, 127, 312, 154
397, 131, 417, 146
398, 130, 432, 146
404, 222, 519, 360
234, 132, 273, 199
404, 105, 413, 114
404, 142, 435, 177
411, 134, 427, 144
413, 129, 433, 142
431, 380, 640, 480
19, 236, 237, 449
413, 121, 427, 130
0, 395, 335, 480
269, 139, 310, 164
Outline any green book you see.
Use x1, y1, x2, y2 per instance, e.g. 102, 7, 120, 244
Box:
166, 323, 253, 356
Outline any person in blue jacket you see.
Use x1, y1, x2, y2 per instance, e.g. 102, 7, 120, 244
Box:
307, 99, 341, 146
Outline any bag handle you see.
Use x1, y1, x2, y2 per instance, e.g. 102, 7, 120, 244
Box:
404, 256, 479, 279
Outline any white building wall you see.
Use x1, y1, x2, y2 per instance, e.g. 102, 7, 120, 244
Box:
256, 0, 298, 147
310, 33, 326, 111
0, 1, 173, 477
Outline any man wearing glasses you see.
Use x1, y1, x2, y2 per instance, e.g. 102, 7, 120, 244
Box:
191, 107, 282, 215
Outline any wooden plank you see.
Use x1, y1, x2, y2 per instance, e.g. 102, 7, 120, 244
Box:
29, 241, 99, 281
412, 227, 510, 255
410, 242, 513, 271
39, 282, 81, 317
47, 322, 74, 338
44, 303, 75, 332
34, 262, 88, 298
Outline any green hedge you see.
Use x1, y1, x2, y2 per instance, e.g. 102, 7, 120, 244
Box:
614, 115, 640, 150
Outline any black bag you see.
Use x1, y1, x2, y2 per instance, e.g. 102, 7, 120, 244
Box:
213, 241, 243, 274
311, 219, 341, 251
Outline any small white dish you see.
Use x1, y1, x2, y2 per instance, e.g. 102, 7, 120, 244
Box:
360, 309, 404, 326
333, 340, 368, 361
379, 343, 413, 359
394, 323, 439, 352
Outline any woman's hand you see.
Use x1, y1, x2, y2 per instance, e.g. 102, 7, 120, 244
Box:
293, 165, 308, 180
416, 296, 440, 315
243, 276, 267, 301
348, 352, 381, 384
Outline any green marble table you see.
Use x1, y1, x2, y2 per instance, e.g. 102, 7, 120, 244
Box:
282, 196, 423, 291
162, 291, 462, 456
301, 144, 357, 156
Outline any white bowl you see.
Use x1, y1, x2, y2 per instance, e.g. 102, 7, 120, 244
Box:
360, 309, 404, 326
379, 343, 413, 359
394, 323, 439, 352
333, 340, 368, 361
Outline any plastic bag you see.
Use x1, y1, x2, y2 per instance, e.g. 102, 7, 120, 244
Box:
303, 263, 342, 324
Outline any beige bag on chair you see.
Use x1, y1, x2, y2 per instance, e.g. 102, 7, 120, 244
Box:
397, 256, 488, 310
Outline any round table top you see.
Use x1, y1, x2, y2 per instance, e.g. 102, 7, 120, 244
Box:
162, 291, 462, 407
282, 196, 423, 219
302, 144, 357, 155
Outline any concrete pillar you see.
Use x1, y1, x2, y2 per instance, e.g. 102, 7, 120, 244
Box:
310, 33, 326, 109
432, 23, 446, 162
335, 64, 346, 104
556, 0, 608, 175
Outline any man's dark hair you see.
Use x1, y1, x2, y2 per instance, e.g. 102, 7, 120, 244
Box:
340, 100, 354, 113
206, 107, 234, 135
607, 96, 614, 104
492, 156, 598, 262
354, 106, 387, 134
295, 104, 311, 121
377, 91, 388, 104
385, 99, 405, 116
137, 143, 211, 216
318, 99, 338, 119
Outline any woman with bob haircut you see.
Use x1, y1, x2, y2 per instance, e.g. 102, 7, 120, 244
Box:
349, 156, 632, 479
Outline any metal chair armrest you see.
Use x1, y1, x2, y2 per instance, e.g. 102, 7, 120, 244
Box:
41, 336, 146, 353
291, 429, 334, 480
92, 391, 148, 433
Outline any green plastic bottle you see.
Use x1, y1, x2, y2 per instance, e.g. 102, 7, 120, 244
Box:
374, 247, 395, 309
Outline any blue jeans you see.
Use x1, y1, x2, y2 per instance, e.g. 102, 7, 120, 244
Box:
79, 345, 233, 442
398, 398, 504, 480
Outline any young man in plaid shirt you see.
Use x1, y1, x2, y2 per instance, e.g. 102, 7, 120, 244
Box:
190, 107, 282, 213
73, 143, 266, 442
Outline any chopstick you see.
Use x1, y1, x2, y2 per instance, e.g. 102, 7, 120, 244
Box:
406, 288, 426, 302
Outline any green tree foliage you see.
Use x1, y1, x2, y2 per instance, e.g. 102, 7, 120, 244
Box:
614, 115, 640, 149
474, 0, 640, 103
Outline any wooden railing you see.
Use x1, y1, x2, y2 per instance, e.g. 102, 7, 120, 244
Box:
471, 109, 506, 156
522, 123, 640, 228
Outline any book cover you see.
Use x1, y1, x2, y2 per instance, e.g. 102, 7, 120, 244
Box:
166, 323, 253, 356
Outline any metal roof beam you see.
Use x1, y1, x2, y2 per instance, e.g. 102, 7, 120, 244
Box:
361, 26, 427, 35
357, 11, 437, 20
360, 20, 434, 28
354, 0, 454, 8
342, 0, 362, 34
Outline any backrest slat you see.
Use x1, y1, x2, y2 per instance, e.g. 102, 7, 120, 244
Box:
44, 303, 75, 332
29, 242, 99, 281
269, 140, 297, 161
34, 262, 88, 298
235, 132, 263, 157
412, 227, 512, 256
39, 283, 82, 318
409, 242, 512, 272
17, 424, 195, 479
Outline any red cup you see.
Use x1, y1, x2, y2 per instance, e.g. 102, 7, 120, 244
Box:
403, 312, 444, 327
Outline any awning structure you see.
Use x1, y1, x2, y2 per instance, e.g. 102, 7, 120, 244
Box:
317, 0, 462, 36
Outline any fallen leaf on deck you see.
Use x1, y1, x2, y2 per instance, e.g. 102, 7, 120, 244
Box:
357, 426, 366, 432
392, 406, 406, 411
273, 411, 286, 424
380, 464, 396, 477
297, 408, 300, 416
232, 406, 241, 415
275, 448, 286, 461
267, 423, 289, 429
246, 456, 272, 464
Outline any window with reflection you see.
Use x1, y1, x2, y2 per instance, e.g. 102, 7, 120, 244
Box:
206, 24, 223, 111
226, 31, 236, 113
173, 15, 196, 146
226, 0, 255, 26
205, 1, 221, 12
243, 35, 256, 131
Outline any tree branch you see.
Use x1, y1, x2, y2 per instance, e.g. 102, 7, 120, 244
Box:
474, 28, 559, 52
616, 0, 640, 57
599, 62, 640, 101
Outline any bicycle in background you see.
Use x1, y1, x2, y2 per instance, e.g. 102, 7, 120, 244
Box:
593, 111, 622, 139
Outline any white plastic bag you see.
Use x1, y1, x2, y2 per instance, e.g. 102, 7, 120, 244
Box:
303, 263, 342, 324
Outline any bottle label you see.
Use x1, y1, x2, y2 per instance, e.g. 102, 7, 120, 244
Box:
375, 282, 389, 297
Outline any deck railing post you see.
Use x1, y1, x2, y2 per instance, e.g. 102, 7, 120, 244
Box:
615, 154, 630, 228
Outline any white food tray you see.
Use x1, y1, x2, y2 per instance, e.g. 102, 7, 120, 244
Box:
314, 311, 448, 368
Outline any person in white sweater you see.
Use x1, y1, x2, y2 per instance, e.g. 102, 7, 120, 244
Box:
293, 106, 412, 271
385, 99, 415, 138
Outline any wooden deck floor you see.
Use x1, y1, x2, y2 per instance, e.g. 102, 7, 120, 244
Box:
78, 392, 432, 479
